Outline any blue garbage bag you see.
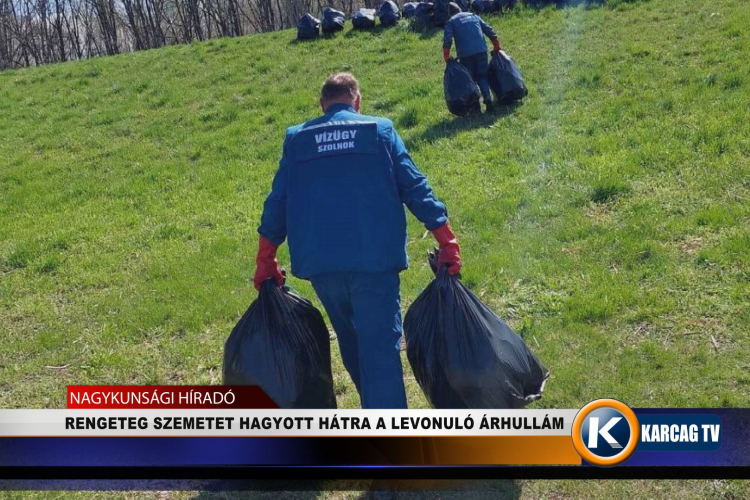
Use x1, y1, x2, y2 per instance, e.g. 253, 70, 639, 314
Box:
352, 8, 376, 29
223, 280, 337, 409
443, 58, 481, 116
432, 0, 452, 26
378, 0, 401, 26
488, 50, 528, 104
403, 251, 549, 409
297, 13, 321, 40
321, 6, 346, 33
402, 2, 419, 17
414, 1, 433, 26
470, 0, 498, 13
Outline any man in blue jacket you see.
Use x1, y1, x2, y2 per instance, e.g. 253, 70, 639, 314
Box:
254, 73, 462, 409
443, 4, 502, 113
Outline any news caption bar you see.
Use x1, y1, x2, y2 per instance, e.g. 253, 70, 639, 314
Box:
1, 409, 573, 437
0, 386, 747, 482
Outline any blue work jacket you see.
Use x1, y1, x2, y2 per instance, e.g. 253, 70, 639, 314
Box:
443, 12, 497, 59
258, 103, 448, 279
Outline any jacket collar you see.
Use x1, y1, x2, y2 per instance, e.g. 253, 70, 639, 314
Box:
324, 102, 357, 115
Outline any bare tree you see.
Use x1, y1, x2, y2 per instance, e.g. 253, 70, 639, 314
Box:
0, 0, 392, 71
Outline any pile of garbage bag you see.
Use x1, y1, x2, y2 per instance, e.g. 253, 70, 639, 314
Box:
404, 251, 549, 409
223, 279, 337, 409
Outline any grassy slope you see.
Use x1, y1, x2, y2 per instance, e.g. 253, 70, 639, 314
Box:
1, 0, 750, 496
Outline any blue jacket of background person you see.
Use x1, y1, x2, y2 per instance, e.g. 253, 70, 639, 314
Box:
443, 12, 497, 59
258, 103, 449, 280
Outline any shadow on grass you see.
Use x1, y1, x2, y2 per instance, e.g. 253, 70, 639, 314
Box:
410, 100, 522, 149
288, 36, 319, 45
191, 479, 522, 499
409, 24, 443, 40
344, 24, 401, 38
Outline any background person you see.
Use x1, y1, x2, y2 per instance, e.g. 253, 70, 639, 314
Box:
443, 3, 503, 113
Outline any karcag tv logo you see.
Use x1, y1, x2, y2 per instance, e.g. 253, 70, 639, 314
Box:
572, 399, 640, 466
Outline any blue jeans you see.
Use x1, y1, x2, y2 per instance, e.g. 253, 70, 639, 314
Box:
459, 52, 492, 104
310, 271, 408, 409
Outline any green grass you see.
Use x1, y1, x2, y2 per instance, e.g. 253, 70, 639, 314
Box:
1, 0, 750, 497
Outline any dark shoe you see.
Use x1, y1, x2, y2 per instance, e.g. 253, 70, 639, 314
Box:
485, 101, 495, 113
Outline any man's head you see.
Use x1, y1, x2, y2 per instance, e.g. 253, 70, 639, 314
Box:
320, 72, 361, 113
448, 2, 461, 16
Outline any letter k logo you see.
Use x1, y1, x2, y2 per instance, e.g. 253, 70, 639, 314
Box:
572, 400, 639, 466
587, 417, 623, 449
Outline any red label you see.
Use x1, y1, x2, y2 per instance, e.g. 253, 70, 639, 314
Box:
67, 386, 279, 409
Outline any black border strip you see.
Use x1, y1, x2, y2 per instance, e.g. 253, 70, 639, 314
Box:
1, 466, 749, 480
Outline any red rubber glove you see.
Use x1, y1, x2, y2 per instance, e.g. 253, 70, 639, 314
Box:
431, 221, 461, 275
253, 235, 284, 291
492, 38, 501, 52
443, 48, 451, 62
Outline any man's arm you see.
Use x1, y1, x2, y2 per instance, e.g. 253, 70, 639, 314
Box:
389, 126, 461, 274
443, 20, 454, 61
258, 136, 290, 245
390, 127, 448, 230
479, 17, 501, 51
254, 135, 291, 289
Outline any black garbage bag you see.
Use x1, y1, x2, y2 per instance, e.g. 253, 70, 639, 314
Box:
321, 7, 346, 33
378, 0, 401, 26
470, 0, 498, 13
297, 13, 321, 40
455, 0, 471, 11
403, 251, 549, 409
444, 58, 481, 116
414, 1, 433, 25
402, 2, 419, 17
352, 8, 376, 29
488, 50, 528, 104
223, 280, 337, 409
432, 0, 452, 26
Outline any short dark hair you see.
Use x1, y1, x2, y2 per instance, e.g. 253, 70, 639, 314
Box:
321, 72, 360, 103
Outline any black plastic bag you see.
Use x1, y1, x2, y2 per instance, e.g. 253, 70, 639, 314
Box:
470, 0, 498, 13
321, 7, 346, 33
402, 2, 418, 17
444, 58, 481, 116
431, 0, 451, 26
455, 0, 471, 11
414, 1, 433, 26
352, 8, 376, 29
488, 50, 528, 104
403, 251, 549, 409
378, 0, 401, 26
297, 13, 321, 40
223, 280, 337, 409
